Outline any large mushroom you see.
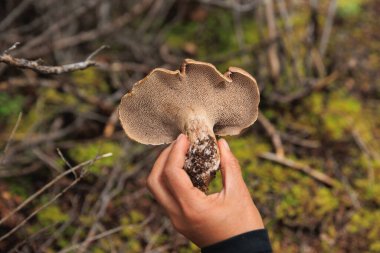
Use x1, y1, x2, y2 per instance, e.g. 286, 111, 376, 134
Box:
119, 59, 260, 192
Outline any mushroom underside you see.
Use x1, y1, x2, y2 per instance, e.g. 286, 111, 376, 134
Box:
118, 59, 260, 193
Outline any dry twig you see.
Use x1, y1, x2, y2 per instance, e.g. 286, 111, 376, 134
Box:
319, 0, 337, 57
270, 70, 339, 104
0, 112, 22, 165
259, 152, 338, 187
0, 173, 85, 242
0, 43, 108, 74
58, 214, 154, 253
265, 0, 280, 80
0, 153, 113, 227
258, 112, 285, 158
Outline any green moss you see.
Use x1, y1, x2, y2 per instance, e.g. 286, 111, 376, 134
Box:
37, 205, 69, 226
93, 248, 106, 253
8, 178, 32, 200
43, 88, 77, 105
166, 10, 238, 59
355, 177, 380, 205
314, 188, 339, 217
68, 140, 120, 174
129, 209, 145, 223
120, 210, 145, 238
126, 238, 142, 253
303, 90, 361, 140
57, 238, 69, 249
0, 93, 23, 120
155, 234, 169, 246
242, 19, 260, 45
79, 215, 95, 226
72, 68, 109, 95
121, 225, 139, 238
347, 209, 380, 251
337, 0, 365, 17
179, 242, 199, 253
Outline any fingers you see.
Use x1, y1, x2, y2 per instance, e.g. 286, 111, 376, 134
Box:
146, 143, 178, 213
163, 134, 203, 202
218, 139, 246, 195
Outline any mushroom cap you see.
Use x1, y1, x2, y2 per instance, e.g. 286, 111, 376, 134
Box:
118, 59, 260, 145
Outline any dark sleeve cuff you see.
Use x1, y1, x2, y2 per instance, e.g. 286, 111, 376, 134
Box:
201, 229, 272, 253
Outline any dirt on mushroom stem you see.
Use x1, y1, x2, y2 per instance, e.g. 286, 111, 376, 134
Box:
183, 116, 220, 193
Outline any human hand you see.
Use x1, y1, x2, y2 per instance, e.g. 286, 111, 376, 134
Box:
146, 134, 264, 247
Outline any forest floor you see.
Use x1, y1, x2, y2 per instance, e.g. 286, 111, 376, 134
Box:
0, 0, 379, 252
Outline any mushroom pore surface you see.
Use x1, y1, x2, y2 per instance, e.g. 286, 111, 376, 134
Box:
119, 59, 260, 192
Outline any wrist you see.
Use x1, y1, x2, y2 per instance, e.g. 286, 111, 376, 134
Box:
201, 229, 272, 253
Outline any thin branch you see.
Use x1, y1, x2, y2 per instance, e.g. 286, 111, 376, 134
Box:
32, 148, 62, 173
57, 148, 76, 178
259, 152, 338, 187
258, 112, 285, 158
270, 70, 339, 104
0, 43, 108, 74
2, 42, 21, 55
39, 0, 153, 56
265, 0, 280, 80
1, 112, 22, 165
86, 45, 109, 61
12, 0, 102, 55
197, 0, 261, 12
319, 0, 337, 57
0, 171, 86, 242
58, 214, 155, 253
0, 163, 41, 177
56, 148, 73, 169
0, 0, 34, 32
0, 153, 112, 226
280, 132, 320, 149
1, 124, 76, 166
352, 130, 376, 184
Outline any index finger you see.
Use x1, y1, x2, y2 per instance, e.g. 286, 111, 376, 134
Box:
163, 134, 204, 203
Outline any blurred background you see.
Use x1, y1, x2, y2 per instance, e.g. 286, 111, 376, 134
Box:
0, 0, 379, 252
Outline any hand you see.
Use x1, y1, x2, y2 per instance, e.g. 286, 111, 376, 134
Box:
146, 134, 264, 247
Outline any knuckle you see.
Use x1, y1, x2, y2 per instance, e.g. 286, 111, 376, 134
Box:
146, 174, 155, 190
230, 156, 240, 168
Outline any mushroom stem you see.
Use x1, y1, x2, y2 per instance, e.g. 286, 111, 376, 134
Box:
183, 116, 220, 192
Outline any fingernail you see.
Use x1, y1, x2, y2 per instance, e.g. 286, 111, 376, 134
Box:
177, 133, 185, 142
221, 139, 230, 151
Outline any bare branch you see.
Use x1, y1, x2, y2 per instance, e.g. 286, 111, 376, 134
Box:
86, 45, 109, 61
0, 0, 34, 32
319, 0, 337, 57
270, 70, 339, 104
0, 153, 113, 226
258, 112, 285, 158
1, 112, 22, 165
0, 44, 108, 74
265, 0, 280, 80
58, 214, 154, 253
2, 42, 21, 55
197, 0, 261, 12
0, 173, 84, 242
280, 132, 320, 149
259, 152, 338, 187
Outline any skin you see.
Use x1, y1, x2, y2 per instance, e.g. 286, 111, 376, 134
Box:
146, 133, 264, 248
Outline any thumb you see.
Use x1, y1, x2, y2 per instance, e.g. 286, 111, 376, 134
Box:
218, 139, 245, 195
164, 134, 199, 200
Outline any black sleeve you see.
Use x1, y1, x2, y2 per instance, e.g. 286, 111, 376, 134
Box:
201, 229, 272, 253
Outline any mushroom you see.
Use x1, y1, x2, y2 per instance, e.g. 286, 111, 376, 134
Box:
119, 59, 260, 192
